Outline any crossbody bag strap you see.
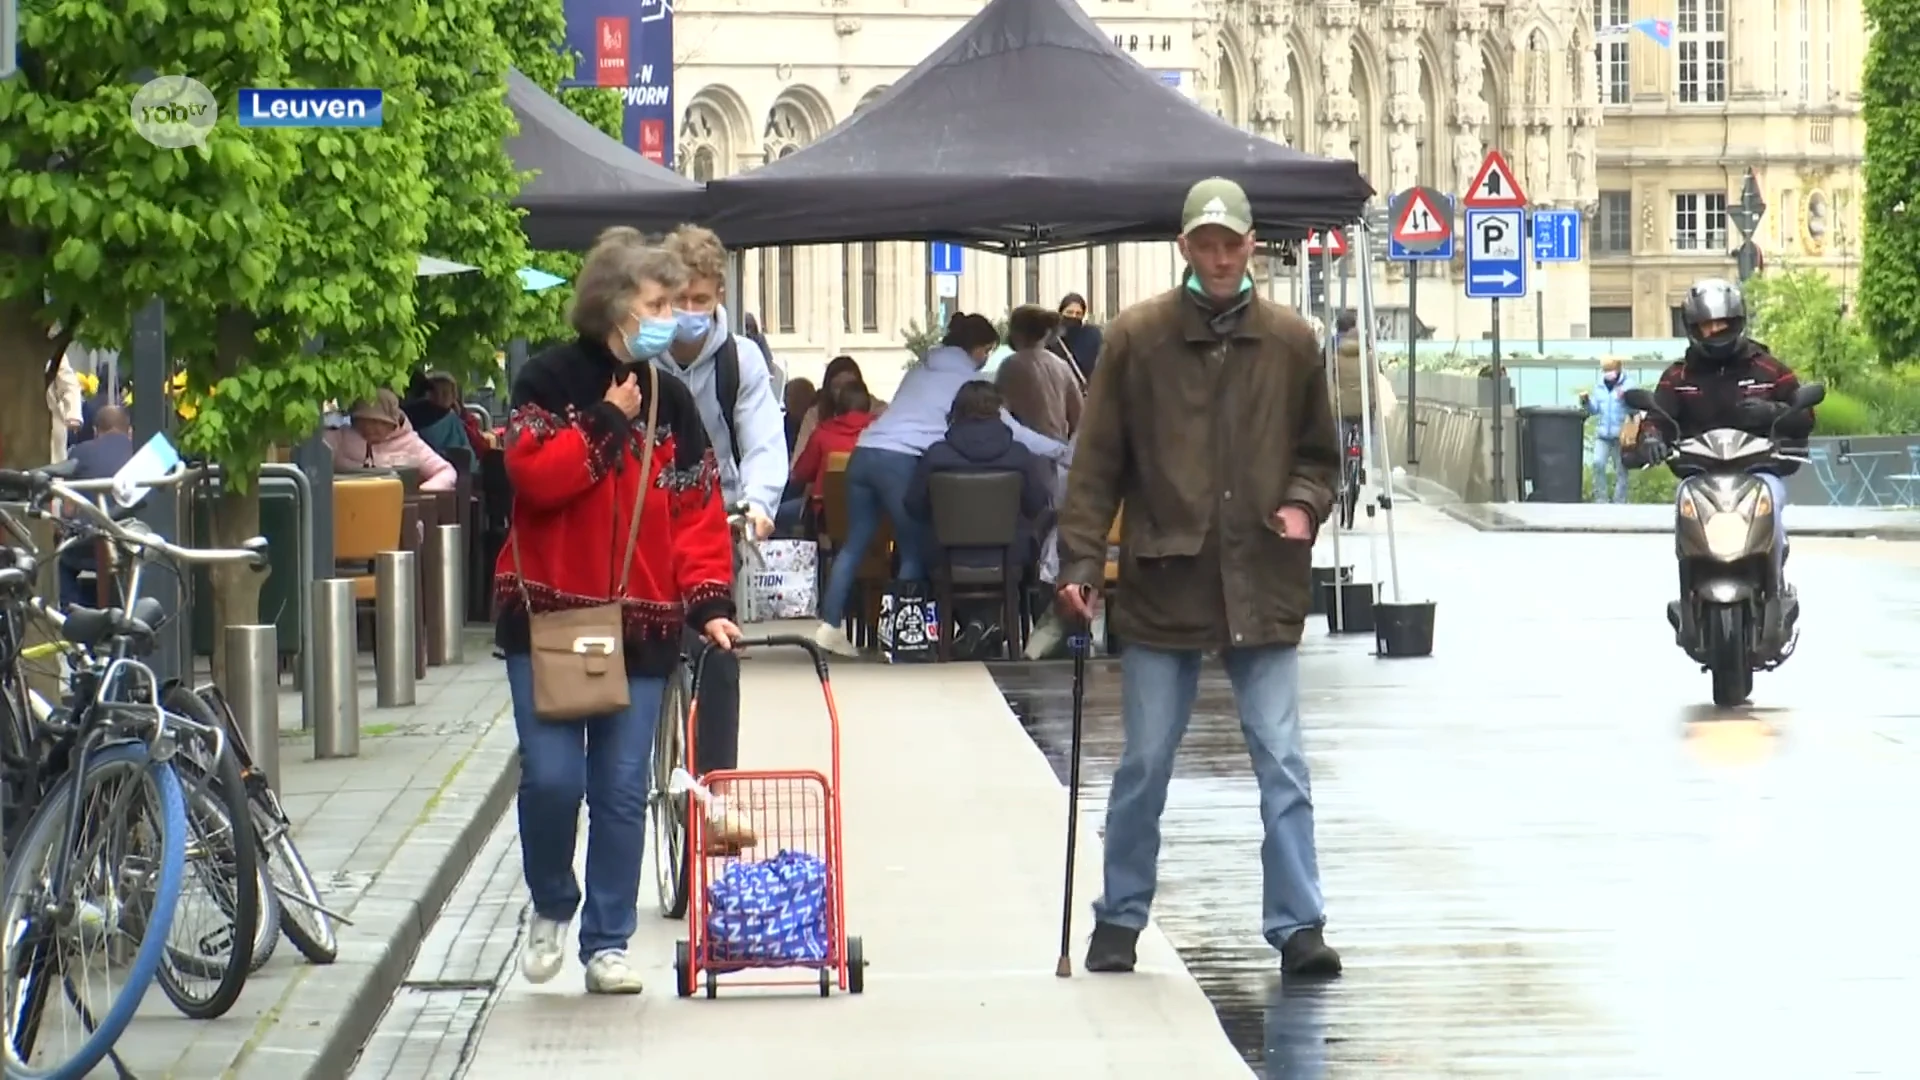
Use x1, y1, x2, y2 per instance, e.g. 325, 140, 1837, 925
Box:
613, 363, 659, 597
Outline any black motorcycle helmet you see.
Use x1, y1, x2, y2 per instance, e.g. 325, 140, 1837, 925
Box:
1679, 278, 1748, 364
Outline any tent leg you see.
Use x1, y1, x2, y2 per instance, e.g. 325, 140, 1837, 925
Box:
1353, 224, 1402, 603
1318, 241, 1345, 626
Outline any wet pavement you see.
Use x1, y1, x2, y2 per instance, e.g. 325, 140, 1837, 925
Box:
1443, 500, 1920, 538
993, 505, 1920, 1077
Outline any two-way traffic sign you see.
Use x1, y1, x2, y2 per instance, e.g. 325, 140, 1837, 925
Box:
1464, 208, 1527, 299
1387, 187, 1454, 261
1531, 209, 1582, 262
1463, 150, 1528, 209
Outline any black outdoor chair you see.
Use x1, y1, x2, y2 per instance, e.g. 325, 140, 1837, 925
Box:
926, 470, 1028, 661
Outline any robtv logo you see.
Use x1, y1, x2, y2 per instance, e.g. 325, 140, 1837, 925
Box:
131, 77, 218, 148
237, 89, 383, 128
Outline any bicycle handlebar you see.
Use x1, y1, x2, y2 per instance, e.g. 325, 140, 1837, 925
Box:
0, 467, 266, 570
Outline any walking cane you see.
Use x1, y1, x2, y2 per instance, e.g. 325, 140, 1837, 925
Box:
1055, 612, 1091, 978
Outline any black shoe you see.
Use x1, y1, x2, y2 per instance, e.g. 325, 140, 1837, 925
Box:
1278, 925, 1342, 977
1084, 922, 1139, 973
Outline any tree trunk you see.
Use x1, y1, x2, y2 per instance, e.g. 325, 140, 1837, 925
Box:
0, 297, 61, 701
206, 481, 263, 693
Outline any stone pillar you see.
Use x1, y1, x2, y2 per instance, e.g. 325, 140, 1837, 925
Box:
1448, 3, 1488, 195
1383, 3, 1422, 195
1316, 2, 1358, 163
1190, 5, 1222, 118
1249, 1, 1294, 144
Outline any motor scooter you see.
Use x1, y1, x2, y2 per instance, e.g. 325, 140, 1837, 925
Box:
1621, 383, 1823, 707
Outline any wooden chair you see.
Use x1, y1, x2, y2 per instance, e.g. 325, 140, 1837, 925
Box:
818, 455, 894, 647
333, 476, 405, 608
926, 471, 1027, 661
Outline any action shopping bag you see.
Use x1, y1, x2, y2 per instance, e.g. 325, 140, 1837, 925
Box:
877, 580, 939, 663
740, 539, 818, 622
706, 849, 830, 964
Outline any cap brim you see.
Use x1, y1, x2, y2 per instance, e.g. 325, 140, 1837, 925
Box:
1180, 213, 1253, 237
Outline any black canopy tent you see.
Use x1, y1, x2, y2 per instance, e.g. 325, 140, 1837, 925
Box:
505, 69, 706, 250
698, 0, 1372, 253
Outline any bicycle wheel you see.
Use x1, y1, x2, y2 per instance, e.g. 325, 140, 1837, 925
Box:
152, 764, 256, 1017
152, 687, 259, 1018
0, 743, 187, 1080
651, 661, 692, 919
190, 684, 335, 964
253, 794, 338, 964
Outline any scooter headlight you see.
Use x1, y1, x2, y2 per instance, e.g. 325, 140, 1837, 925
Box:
1702, 512, 1751, 559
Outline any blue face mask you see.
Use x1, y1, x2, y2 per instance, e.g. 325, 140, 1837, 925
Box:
673, 309, 712, 343
627, 317, 677, 359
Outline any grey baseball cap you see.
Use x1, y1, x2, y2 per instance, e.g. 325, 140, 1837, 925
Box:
1181, 177, 1253, 236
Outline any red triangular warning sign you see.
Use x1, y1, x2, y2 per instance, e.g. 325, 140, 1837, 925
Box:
1392, 191, 1449, 243
1463, 150, 1527, 207
1305, 229, 1348, 256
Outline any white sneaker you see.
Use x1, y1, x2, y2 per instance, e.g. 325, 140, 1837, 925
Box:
814, 622, 858, 658
584, 948, 645, 994
521, 915, 569, 985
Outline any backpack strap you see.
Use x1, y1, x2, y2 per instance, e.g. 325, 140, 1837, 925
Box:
712, 336, 743, 465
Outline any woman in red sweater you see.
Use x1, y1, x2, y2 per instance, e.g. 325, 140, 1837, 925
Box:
494, 228, 741, 996
777, 379, 878, 531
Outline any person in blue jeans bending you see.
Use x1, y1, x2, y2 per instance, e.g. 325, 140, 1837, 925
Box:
1055, 177, 1344, 978
1580, 357, 1634, 503
493, 230, 741, 995
811, 313, 1068, 656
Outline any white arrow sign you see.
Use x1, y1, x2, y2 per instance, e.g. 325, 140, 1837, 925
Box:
1470, 270, 1519, 287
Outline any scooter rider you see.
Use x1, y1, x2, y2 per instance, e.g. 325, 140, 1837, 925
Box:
1639, 278, 1816, 584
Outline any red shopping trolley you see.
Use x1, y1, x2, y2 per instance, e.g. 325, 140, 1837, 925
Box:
673, 635, 864, 998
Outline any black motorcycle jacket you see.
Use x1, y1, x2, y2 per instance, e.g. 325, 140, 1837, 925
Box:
1643, 339, 1814, 475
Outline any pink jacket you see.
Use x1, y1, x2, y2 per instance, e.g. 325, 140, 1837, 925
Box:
324, 419, 456, 492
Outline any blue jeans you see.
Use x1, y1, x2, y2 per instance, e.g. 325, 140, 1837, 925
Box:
1591, 436, 1628, 503
1094, 644, 1324, 948
505, 654, 662, 962
820, 447, 925, 626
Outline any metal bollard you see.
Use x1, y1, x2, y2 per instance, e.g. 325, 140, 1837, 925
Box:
224, 625, 281, 788
374, 550, 418, 707
312, 579, 360, 759
428, 524, 466, 666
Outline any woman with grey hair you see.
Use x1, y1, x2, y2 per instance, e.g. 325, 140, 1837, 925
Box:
493, 227, 742, 995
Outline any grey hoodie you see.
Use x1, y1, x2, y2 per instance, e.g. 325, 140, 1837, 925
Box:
649, 305, 787, 519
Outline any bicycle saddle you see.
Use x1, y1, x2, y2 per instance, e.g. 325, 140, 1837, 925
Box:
61, 596, 166, 648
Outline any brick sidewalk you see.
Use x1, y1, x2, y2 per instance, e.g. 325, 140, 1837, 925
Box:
83, 636, 517, 1080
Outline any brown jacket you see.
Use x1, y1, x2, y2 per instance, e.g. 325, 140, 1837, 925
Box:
1057, 287, 1340, 649
1333, 337, 1366, 420
996, 346, 1084, 442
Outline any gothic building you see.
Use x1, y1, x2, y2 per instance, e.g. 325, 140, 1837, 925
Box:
671, 0, 1600, 392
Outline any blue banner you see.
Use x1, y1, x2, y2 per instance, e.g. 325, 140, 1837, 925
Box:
560, 0, 674, 168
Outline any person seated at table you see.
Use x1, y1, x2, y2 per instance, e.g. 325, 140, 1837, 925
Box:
325, 388, 458, 492
782, 376, 815, 456
781, 380, 878, 532
789, 356, 888, 471
401, 370, 478, 466
905, 381, 1052, 574
56, 405, 136, 610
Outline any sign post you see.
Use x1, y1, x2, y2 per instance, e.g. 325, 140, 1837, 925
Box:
1462, 150, 1528, 502
928, 242, 964, 329
1386, 187, 1455, 466
1728, 167, 1767, 282
1530, 207, 1583, 353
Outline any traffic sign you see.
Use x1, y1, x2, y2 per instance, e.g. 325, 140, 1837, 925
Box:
1730, 167, 1767, 237
1464, 208, 1527, 300
1463, 150, 1527, 209
1531, 209, 1582, 262
1388, 188, 1454, 261
928, 241, 964, 275
1305, 229, 1347, 257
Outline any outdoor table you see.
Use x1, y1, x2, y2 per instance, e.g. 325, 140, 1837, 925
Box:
1842, 450, 1901, 506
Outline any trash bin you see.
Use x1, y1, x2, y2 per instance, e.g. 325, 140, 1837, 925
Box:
1516, 406, 1587, 503
192, 477, 302, 658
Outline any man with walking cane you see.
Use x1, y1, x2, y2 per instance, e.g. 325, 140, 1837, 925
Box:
1053, 178, 1344, 978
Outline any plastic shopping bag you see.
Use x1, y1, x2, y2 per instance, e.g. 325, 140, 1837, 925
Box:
705, 849, 830, 964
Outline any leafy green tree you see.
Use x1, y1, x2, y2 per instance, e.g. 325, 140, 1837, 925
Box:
0, 0, 298, 471
179, 0, 432, 681
1743, 267, 1877, 387
1860, 0, 1920, 365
